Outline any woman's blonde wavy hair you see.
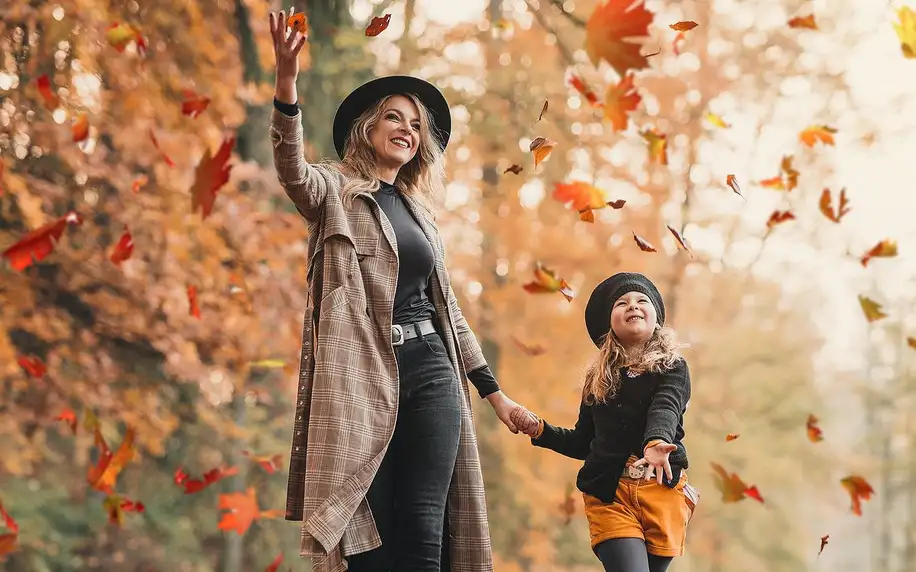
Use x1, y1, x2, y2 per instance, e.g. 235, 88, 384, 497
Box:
582, 324, 687, 405
320, 93, 445, 214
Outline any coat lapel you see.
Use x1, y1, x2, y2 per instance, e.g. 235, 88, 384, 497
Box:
359, 192, 399, 263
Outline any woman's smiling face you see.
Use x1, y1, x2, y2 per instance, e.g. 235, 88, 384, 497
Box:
609, 290, 658, 347
368, 94, 421, 169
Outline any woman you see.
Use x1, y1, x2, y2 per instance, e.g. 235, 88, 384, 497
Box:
268, 9, 538, 572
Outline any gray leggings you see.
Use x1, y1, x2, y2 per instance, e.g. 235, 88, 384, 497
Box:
594, 538, 674, 572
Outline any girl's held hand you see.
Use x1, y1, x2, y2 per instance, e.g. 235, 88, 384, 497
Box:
269, 8, 308, 92
632, 442, 677, 485
510, 407, 540, 437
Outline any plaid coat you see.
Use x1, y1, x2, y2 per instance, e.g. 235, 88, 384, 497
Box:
269, 108, 493, 572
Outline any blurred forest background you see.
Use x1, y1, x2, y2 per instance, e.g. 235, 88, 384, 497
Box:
2, 0, 916, 570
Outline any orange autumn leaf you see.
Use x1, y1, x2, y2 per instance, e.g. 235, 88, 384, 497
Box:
265, 553, 284, 572
788, 14, 817, 29
672, 32, 686, 55
759, 155, 799, 191
725, 174, 744, 199
17, 355, 46, 378
105, 22, 146, 54
365, 14, 392, 37
2, 211, 84, 271
109, 227, 134, 266
191, 136, 235, 219
131, 174, 148, 193
241, 451, 284, 474
188, 285, 201, 318
217, 487, 284, 535
55, 408, 78, 434
175, 465, 239, 494
181, 90, 211, 118
819, 187, 851, 223
72, 113, 89, 142
858, 295, 887, 322
559, 482, 577, 525
104, 493, 145, 526
819, 534, 829, 556
287, 12, 309, 34
522, 262, 575, 302
88, 426, 136, 494
510, 335, 547, 356
640, 129, 667, 165
725, 433, 740, 441
666, 225, 692, 257
603, 73, 641, 131
806, 414, 824, 442
149, 128, 175, 167
529, 137, 556, 168
585, 0, 654, 77
568, 74, 602, 107
711, 462, 763, 503
633, 232, 657, 253
799, 125, 837, 147
552, 181, 626, 222
669, 21, 698, 32
840, 476, 874, 516
859, 239, 897, 267
36, 74, 60, 110
504, 164, 523, 175
766, 210, 795, 228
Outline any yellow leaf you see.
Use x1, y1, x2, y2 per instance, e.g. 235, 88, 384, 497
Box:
858, 295, 887, 323
704, 113, 730, 128
893, 7, 916, 59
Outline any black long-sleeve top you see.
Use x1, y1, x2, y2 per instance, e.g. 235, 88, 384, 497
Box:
274, 98, 500, 399
532, 358, 691, 503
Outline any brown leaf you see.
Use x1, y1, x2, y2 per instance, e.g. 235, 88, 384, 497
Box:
537, 99, 548, 122
818, 534, 829, 556
725, 433, 740, 441
510, 335, 547, 356
858, 295, 887, 322
725, 174, 744, 199
669, 21, 698, 32
365, 14, 391, 37
907, 337, 916, 350
819, 188, 851, 223
633, 232, 657, 252
666, 225, 692, 257
806, 414, 824, 442
529, 137, 557, 168
504, 164, 523, 175
788, 15, 817, 29
766, 210, 796, 228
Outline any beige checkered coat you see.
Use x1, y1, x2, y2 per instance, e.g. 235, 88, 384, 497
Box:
269, 108, 493, 572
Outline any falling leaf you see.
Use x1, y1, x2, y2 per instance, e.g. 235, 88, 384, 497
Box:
17, 355, 46, 378
669, 21, 698, 32
265, 553, 284, 572
537, 99, 548, 122
893, 7, 916, 58
132, 175, 148, 194
529, 137, 557, 168
907, 337, 916, 350
806, 414, 824, 442
640, 129, 667, 165
2, 211, 84, 271
819, 188, 851, 223
819, 534, 829, 556
766, 210, 795, 228
242, 451, 284, 474
788, 14, 817, 29
725, 433, 740, 441
840, 476, 874, 516
249, 359, 286, 369
860, 239, 897, 267
88, 426, 136, 494
217, 487, 284, 535
704, 113, 730, 129
175, 465, 239, 494
365, 14, 392, 37
759, 155, 799, 191
522, 262, 575, 302
188, 285, 201, 319
504, 164, 523, 175
182, 90, 211, 118
109, 227, 134, 266
552, 181, 625, 222
666, 225, 692, 257
603, 73, 641, 132
510, 335, 547, 356
149, 128, 175, 168
799, 125, 837, 147
36, 74, 60, 110
105, 22, 145, 53
558, 484, 577, 525
72, 113, 89, 142
191, 136, 235, 219
711, 462, 763, 503
633, 232, 657, 253
287, 12, 309, 34
0, 501, 18, 559
858, 295, 887, 322
672, 32, 686, 55
55, 408, 78, 434
585, 0, 654, 77
567, 74, 601, 107
725, 174, 744, 199
104, 493, 145, 526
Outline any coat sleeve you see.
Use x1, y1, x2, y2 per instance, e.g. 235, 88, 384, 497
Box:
269, 106, 343, 222
531, 400, 595, 460
642, 359, 691, 450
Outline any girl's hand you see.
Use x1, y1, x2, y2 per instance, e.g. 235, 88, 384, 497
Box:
632, 442, 677, 485
269, 8, 308, 90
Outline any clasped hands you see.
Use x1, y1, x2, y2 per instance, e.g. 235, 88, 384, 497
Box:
486, 391, 540, 435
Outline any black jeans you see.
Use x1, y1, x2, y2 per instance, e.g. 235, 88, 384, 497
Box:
346, 331, 462, 572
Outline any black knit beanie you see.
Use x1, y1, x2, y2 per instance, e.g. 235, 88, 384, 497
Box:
584, 272, 665, 348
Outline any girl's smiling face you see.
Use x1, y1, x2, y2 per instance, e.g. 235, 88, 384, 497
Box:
609, 290, 658, 347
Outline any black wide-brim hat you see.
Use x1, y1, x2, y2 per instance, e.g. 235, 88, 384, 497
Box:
584, 272, 666, 348
332, 75, 452, 159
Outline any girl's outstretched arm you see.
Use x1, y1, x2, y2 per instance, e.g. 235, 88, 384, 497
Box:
642, 359, 691, 451
530, 400, 595, 460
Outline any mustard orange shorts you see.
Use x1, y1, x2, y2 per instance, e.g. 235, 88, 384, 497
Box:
582, 455, 698, 557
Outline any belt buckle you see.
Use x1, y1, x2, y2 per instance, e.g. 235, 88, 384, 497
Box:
391, 324, 404, 346
627, 464, 646, 479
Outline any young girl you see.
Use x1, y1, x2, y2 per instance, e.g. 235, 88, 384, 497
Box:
516, 272, 698, 572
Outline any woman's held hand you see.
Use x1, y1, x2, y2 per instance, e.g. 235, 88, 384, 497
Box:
269, 8, 308, 102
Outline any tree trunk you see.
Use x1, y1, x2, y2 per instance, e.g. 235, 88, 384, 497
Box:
233, 0, 273, 166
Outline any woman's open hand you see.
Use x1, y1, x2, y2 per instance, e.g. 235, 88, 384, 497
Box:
269, 8, 308, 95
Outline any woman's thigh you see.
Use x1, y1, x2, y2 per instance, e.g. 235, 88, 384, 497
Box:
593, 538, 651, 572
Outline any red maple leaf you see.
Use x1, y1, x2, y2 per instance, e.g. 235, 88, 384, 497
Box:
2, 211, 83, 271
191, 136, 235, 219
585, 0, 654, 77
217, 488, 284, 535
